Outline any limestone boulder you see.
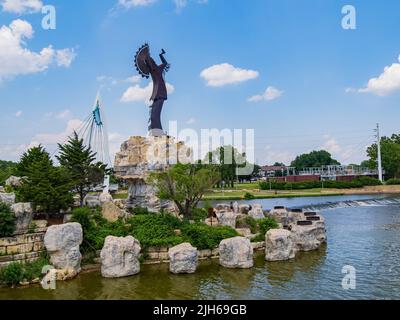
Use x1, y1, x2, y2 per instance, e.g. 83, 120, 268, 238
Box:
267, 206, 289, 225
83, 194, 101, 208
248, 204, 265, 220
239, 204, 250, 214
219, 237, 253, 269
101, 202, 128, 223
0, 192, 15, 206
168, 243, 198, 274
44, 223, 83, 272
100, 236, 141, 278
5, 176, 23, 188
205, 217, 220, 227
216, 203, 231, 212
99, 192, 113, 204
11, 203, 33, 234
0, 186, 4, 193
290, 219, 327, 252
216, 211, 237, 228
265, 229, 295, 261
232, 202, 239, 214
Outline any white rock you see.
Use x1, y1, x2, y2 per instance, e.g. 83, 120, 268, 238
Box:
0, 186, 4, 193
0, 192, 15, 206
101, 202, 128, 223
100, 236, 141, 278
11, 203, 33, 234
239, 204, 250, 214
44, 223, 83, 272
216, 203, 231, 212
168, 243, 198, 274
83, 194, 101, 208
290, 219, 327, 252
99, 192, 113, 204
232, 202, 239, 214
265, 229, 295, 261
248, 204, 265, 220
5, 176, 23, 188
216, 211, 237, 228
267, 207, 289, 225
219, 237, 253, 269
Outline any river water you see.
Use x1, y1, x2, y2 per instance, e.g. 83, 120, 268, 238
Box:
1, 194, 400, 300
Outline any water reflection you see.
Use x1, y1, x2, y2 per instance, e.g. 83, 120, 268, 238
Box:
1, 202, 400, 300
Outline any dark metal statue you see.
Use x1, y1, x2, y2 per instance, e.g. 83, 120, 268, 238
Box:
135, 44, 170, 136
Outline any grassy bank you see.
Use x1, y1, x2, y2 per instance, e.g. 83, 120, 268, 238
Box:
112, 183, 400, 201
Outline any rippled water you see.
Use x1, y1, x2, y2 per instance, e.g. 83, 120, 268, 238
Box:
1, 195, 400, 300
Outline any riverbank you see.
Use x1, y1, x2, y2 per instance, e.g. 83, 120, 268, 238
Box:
112, 184, 400, 201
203, 184, 400, 201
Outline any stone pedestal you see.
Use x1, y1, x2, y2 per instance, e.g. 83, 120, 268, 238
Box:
114, 135, 192, 212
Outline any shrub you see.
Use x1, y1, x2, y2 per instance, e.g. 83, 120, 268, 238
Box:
190, 208, 208, 222
0, 253, 50, 286
386, 178, 400, 185
244, 192, 255, 200
71, 207, 94, 232
353, 176, 382, 186
235, 216, 258, 234
258, 217, 279, 235
0, 202, 16, 237
129, 207, 150, 215
128, 214, 183, 249
181, 223, 238, 250
0, 262, 24, 286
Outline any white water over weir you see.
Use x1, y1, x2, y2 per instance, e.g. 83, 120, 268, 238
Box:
298, 198, 400, 212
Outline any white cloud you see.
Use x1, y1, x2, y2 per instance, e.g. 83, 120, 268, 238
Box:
108, 132, 127, 160
15, 110, 22, 117
357, 55, 400, 96
120, 82, 175, 105
33, 119, 83, 145
264, 145, 293, 165
0, 19, 76, 81
186, 117, 196, 124
125, 75, 141, 83
248, 86, 284, 102
55, 109, 71, 119
1, 0, 43, 14
200, 63, 259, 87
55, 49, 76, 68
174, 0, 187, 11
320, 135, 355, 164
118, 0, 156, 8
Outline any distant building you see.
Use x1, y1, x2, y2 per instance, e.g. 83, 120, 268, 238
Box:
260, 164, 380, 182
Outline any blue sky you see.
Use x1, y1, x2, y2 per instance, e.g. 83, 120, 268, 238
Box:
1, 0, 400, 165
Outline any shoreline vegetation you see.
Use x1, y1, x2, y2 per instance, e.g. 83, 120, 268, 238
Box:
113, 184, 400, 201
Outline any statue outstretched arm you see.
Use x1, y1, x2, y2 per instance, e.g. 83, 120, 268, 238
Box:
159, 50, 169, 69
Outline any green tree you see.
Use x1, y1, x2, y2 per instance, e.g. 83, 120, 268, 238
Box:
0, 160, 16, 186
0, 202, 16, 237
57, 132, 108, 206
13, 145, 49, 177
18, 147, 73, 215
366, 134, 400, 179
291, 150, 340, 170
148, 163, 220, 218
206, 145, 247, 188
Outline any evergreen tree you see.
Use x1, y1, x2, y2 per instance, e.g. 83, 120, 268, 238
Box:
57, 132, 108, 206
18, 147, 73, 215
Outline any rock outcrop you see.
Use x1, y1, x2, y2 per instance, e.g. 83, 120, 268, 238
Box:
0, 192, 15, 206
114, 136, 191, 212
44, 223, 83, 272
5, 176, 23, 188
100, 236, 141, 278
83, 194, 101, 208
101, 202, 128, 223
290, 218, 327, 252
265, 229, 295, 261
11, 203, 33, 234
216, 211, 237, 228
99, 192, 113, 204
168, 243, 198, 274
219, 237, 253, 269
248, 204, 265, 220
